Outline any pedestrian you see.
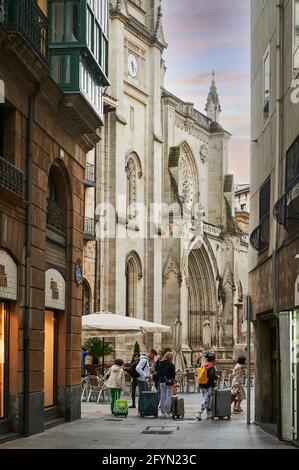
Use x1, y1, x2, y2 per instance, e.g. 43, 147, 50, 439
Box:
196, 353, 218, 421
153, 349, 164, 402
158, 352, 176, 418
104, 359, 126, 415
231, 356, 247, 413
136, 349, 156, 413
81, 348, 88, 376
126, 353, 140, 409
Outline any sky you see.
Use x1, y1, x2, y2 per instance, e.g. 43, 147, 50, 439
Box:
163, 0, 250, 184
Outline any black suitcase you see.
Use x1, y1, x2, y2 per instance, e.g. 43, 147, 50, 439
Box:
139, 391, 159, 418
171, 396, 185, 419
212, 388, 231, 420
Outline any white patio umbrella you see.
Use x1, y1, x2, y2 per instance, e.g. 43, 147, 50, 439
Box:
82, 311, 172, 338
82, 312, 172, 372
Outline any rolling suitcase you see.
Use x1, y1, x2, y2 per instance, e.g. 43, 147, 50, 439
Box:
212, 388, 231, 420
114, 399, 128, 417
139, 391, 159, 418
171, 396, 185, 419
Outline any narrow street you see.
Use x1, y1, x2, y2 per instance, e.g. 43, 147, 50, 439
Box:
0, 394, 293, 450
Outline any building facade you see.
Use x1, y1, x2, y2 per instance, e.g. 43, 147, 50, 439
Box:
0, 0, 109, 438
235, 184, 250, 235
250, 0, 299, 443
95, 0, 249, 366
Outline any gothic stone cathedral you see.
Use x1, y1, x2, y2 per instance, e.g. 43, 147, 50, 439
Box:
85, 0, 249, 366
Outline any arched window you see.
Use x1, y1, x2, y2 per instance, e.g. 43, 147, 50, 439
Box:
47, 171, 65, 233
178, 143, 199, 212
125, 252, 143, 318
125, 152, 143, 220
82, 279, 92, 316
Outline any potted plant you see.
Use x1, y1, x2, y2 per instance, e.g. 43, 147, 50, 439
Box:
82, 338, 114, 366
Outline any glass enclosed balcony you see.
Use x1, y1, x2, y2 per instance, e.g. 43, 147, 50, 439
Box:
48, 0, 109, 117
0, 0, 48, 63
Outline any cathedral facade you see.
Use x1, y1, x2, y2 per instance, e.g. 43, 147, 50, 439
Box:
93, 0, 249, 365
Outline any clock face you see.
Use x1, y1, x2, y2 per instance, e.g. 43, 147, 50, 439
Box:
128, 53, 138, 78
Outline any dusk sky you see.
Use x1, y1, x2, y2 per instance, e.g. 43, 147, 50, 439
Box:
163, 0, 250, 184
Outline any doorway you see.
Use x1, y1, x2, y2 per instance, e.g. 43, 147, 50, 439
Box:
0, 301, 8, 419
44, 310, 58, 408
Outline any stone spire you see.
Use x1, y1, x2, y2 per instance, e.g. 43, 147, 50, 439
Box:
205, 71, 221, 123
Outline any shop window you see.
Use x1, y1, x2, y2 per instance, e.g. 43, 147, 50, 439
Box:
0, 302, 7, 419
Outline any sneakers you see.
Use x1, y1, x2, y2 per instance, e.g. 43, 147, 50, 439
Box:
129, 405, 136, 409
233, 407, 242, 413
196, 414, 202, 421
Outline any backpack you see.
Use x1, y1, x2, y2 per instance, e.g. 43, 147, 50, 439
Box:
128, 362, 139, 379
128, 361, 146, 379
197, 366, 211, 385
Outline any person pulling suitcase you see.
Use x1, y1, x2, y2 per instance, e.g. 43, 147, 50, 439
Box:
196, 352, 218, 421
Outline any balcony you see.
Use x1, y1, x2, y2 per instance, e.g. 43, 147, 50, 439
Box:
273, 175, 299, 229
0, 0, 48, 64
250, 214, 270, 253
84, 163, 95, 187
84, 217, 95, 241
0, 156, 23, 197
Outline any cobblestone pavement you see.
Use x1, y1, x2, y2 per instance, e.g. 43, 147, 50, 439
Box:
0, 393, 295, 449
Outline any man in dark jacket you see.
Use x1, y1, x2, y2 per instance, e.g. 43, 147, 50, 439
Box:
197, 353, 217, 421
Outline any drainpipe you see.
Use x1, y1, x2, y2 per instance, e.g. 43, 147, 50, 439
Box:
273, 0, 283, 439
23, 93, 36, 436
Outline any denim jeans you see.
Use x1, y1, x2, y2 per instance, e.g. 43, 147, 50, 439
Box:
160, 383, 173, 415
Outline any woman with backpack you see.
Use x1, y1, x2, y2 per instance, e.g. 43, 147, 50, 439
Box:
126, 353, 140, 409
104, 359, 127, 415
196, 353, 218, 421
158, 352, 176, 418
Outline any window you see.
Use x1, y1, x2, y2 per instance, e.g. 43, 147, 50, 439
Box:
294, 0, 299, 72
125, 253, 142, 318
286, 135, 299, 188
130, 107, 134, 131
51, 1, 79, 43
241, 204, 247, 211
260, 178, 271, 221
86, 0, 109, 75
52, 54, 72, 85
82, 279, 92, 316
263, 50, 270, 121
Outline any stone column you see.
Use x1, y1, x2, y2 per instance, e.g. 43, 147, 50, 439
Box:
180, 275, 192, 363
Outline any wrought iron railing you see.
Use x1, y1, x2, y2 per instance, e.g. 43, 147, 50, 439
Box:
0, 156, 23, 196
250, 214, 270, 252
0, 0, 48, 63
85, 163, 95, 186
273, 175, 299, 229
47, 199, 64, 233
84, 217, 95, 239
